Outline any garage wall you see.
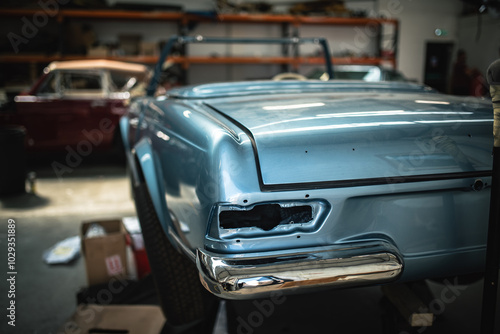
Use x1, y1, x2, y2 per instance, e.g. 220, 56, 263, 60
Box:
91, 1, 386, 83
376, 0, 462, 83
104, 0, 376, 13
98, 0, 465, 84
457, 13, 500, 76
105, 0, 215, 11
8, 0, 460, 84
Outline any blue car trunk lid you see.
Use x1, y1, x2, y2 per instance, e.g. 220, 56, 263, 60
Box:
206, 92, 493, 188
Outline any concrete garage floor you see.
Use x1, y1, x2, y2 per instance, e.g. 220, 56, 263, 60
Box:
0, 158, 136, 334
0, 157, 499, 334
222, 280, 500, 334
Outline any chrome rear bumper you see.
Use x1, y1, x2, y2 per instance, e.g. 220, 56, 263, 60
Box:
196, 241, 403, 299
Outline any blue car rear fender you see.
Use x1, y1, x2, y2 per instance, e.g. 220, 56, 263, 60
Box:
130, 137, 171, 235
119, 116, 131, 153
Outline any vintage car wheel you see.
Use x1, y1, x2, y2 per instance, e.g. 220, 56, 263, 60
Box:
132, 182, 219, 333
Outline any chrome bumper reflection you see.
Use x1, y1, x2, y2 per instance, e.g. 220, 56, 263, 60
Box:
196, 241, 403, 299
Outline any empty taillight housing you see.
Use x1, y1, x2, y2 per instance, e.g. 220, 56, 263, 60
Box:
219, 203, 313, 231
209, 200, 330, 240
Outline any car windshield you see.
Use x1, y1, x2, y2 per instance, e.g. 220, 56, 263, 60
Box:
385, 70, 407, 82
335, 68, 380, 81
308, 65, 407, 82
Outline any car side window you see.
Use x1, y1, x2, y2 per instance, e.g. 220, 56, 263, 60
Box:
60, 71, 103, 96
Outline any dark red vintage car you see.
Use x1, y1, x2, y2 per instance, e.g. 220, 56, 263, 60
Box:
3, 59, 149, 151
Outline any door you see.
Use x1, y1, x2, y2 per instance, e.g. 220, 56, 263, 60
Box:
423, 42, 454, 93
58, 70, 106, 148
15, 71, 62, 149
16, 70, 106, 150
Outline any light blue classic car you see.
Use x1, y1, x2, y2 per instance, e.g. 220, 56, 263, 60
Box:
121, 36, 492, 330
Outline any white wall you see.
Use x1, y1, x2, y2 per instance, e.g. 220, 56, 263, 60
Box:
376, 0, 462, 83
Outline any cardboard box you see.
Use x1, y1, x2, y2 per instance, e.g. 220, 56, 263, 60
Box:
58, 304, 165, 334
81, 219, 129, 286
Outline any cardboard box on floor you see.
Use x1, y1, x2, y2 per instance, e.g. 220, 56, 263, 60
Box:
58, 304, 165, 334
81, 219, 129, 286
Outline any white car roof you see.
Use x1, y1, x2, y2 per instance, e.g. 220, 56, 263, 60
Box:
47, 59, 148, 73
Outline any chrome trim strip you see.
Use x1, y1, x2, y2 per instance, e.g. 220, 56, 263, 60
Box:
196, 241, 403, 299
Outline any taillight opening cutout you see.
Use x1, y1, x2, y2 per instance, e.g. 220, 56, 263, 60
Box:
219, 203, 313, 231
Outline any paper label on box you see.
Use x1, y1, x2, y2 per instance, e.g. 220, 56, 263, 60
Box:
122, 216, 142, 234
105, 254, 124, 276
131, 234, 145, 250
